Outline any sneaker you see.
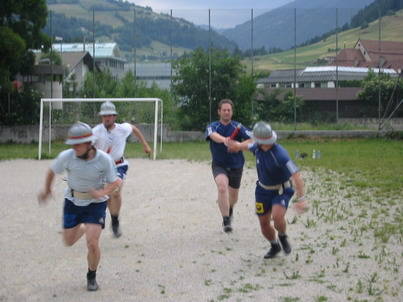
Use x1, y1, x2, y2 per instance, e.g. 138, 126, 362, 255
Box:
279, 234, 292, 254
87, 278, 99, 291
111, 220, 122, 238
222, 216, 232, 233
264, 242, 281, 259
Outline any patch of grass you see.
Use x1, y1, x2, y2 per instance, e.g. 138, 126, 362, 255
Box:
357, 251, 371, 259
238, 283, 262, 293
374, 222, 403, 243
2, 138, 403, 196
315, 296, 328, 302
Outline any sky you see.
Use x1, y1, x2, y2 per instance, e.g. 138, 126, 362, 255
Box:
128, 0, 293, 28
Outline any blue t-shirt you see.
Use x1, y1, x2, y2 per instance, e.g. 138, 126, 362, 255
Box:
249, 143, 299, 185
205, 121, 251, 169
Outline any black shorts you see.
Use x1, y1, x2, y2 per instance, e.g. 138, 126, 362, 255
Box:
212, 163, 243, 189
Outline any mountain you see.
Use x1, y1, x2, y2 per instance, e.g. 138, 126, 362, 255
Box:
250, 8, 403, 71
222, 0, 376, 50
45, 0, 237, 60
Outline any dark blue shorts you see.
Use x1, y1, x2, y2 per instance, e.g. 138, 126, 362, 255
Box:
255, 183, 294, 216
63, 199, 107, 229
117, 165, 129, 179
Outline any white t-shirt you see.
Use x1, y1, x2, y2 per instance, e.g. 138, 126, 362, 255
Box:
92, 123, 132, 165
51, 149, 118, 206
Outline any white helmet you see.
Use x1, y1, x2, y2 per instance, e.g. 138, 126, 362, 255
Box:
252, 121, 277, 145
99, 101, 117, 116
65, 122, 95, 145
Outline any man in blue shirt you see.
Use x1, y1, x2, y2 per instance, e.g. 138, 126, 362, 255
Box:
205, 99, 252, 232
228, 121, 308, 258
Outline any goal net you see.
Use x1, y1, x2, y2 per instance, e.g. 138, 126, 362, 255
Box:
38, 98, 163, 160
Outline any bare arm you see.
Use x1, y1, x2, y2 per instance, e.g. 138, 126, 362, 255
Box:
37, 169, 56, 204
131, 124, 152, 154
209, 132, 228, 145
291, 172, 309, 214
89, 178, 122, 199
227, 139, 253, 153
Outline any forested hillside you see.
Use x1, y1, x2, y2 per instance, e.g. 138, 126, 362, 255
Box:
45, 0, 237, 59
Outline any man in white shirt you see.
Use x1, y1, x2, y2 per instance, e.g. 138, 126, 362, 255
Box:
38, 122, 122, 291
93, 101, 151, 237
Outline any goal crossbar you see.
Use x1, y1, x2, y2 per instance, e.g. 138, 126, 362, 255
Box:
38, 98, 163, 160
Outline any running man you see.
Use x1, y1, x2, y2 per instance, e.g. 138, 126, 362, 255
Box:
92, 101, 152, 237
38, 122, 122, 291
228, 121, 308, 258
205, 99, 252, 233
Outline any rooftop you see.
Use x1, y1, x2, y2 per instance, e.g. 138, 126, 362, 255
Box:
261, 66, 398, 83
52, 43, 125, 62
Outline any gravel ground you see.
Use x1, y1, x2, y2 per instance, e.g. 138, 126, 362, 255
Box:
0, 159, 401, 302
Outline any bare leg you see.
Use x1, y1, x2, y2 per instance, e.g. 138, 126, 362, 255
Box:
63, 224, 86, 246
272, 205, 287, 234
85, 223, 102, 271
108, 190, 122, 217
214, 174, 230, 216
258, 212, 276, 241
228, 186, 239, 211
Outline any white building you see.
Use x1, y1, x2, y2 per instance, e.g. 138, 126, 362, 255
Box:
124, 62, 173, 90
53, 42, 126, 80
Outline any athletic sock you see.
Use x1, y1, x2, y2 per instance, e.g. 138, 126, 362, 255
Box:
270, 239, 278, 245
111, 215, 119, 224
87, 269, 96, 280
223, 216, 231, 225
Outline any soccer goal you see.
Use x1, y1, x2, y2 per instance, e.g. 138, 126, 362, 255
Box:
38, 98, 163, 160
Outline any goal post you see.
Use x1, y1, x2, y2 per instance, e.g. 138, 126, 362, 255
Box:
38, 98, 163, 160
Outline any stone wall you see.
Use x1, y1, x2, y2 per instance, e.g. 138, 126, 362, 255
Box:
1, 122, 401, 144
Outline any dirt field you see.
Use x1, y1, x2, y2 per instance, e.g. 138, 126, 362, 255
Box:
0, 159, 402, 302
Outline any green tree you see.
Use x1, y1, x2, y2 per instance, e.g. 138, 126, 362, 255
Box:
0, 0, 49, 125
358, 71, 403, 117
0, 0, 49, 91
80, 71, 179, 128
255, 89, 304, 123
172, 48, 256, 130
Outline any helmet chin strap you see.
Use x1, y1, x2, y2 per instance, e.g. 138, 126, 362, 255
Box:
77, 145, 95, 160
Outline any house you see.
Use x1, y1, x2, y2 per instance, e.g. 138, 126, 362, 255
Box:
257, 66, 398, 90
333, 39, 403, 71
257, 66, 399, 118
124, 62, 173, 90
61, 51, 98, 93
53, 42, 126, 80
16, 54, 64, 99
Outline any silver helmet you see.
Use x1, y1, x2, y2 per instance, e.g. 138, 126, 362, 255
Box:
252, 121, 277, 145
65, 122, 95, 145
99, 101, 117, 116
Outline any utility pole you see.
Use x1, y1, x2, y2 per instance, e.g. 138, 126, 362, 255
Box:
293, 7, 297, 131
208, 9, 212, 124
336, 8, 339, 123
92, 8, 96, 98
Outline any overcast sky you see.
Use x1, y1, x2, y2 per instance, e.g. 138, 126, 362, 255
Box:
129, 0, 293, 28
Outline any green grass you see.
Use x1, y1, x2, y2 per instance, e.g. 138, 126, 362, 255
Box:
1, 138, 402, 194
248, 10, 403, 71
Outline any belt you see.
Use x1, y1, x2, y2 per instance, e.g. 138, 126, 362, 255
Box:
71, 189, 92, 200
115, 157, 124, 165
258, 180, 292, 193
